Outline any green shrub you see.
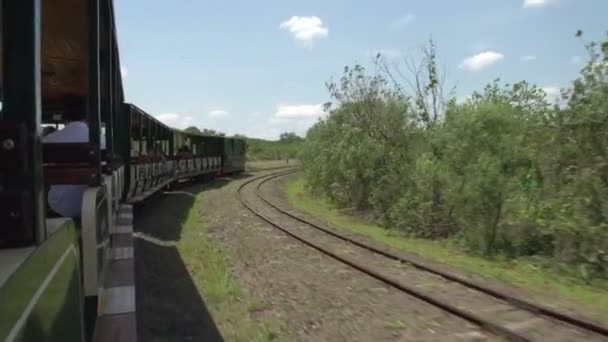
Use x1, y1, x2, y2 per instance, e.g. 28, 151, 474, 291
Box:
300, 34, 608, 280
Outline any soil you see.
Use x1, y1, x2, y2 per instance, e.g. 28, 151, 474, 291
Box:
262, 172, 608, 341
134, 180, 227, 342
206, 171, 491, 341
134, 170, 495, 341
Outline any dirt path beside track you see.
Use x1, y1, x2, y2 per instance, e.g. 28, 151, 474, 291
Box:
135, 170, 495, 341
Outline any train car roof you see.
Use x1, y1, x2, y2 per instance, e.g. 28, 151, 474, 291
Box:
127, 103, 172, 130
172, 129, 238, 140
125, 103, 246, 141
0, 0, 125, 105
180, 132, 247, 142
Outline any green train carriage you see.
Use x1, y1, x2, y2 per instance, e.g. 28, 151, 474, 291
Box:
1, 0, 127, 341
221, 137, 246, 175
0, 0, 246, 341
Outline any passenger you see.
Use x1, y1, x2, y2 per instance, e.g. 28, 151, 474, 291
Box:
43, 94, 106, 218
145, 144, 155, 158
153, 144, 166, 161
180, 146, 192, 158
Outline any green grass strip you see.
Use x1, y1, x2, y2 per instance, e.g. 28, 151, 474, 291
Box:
177, 192, 288, 341
284, 177, 608, 323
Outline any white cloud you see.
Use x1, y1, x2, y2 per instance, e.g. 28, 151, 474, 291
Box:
264, 104, 325, 138
275, 104, 324, 118
120, 66, 128, 79
570, 56, 582, 64
392, 14, 415, 28
154, 113, 179, 122
279, 16, 328, 46
520, 55, 537, 62
522, 0, 558, 8
459, 51, 504, 71
154, 112, 199, 129
208, 109, 229, 118
456, 94, 472, 104
542, 86, 569, 107
542, 86, 561, 99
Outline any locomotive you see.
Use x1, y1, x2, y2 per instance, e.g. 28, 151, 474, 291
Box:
0, 0, 245, 341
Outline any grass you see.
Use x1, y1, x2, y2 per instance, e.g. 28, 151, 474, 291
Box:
383, 320, 408, 331
283, 177, 608, 322
176, 192, 288, 341
246, 159, 299, 172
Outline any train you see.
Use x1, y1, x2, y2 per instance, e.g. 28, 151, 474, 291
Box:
0, 0, 245, 341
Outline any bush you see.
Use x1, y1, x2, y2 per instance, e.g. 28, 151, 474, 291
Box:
300, 35, 608, 280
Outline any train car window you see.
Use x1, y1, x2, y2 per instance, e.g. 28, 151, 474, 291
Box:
130, 138, 139, 154
173, 134, 178, 156
129, 109, 140, 155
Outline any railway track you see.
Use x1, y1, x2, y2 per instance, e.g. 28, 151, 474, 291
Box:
238, 169, 608, 341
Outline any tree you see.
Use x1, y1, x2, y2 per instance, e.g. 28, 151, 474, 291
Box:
300, 33, 608, 280
184, 126, 201, 134
279, 132, 302, 142
376, 38, 454, 127
200, 128, 226, 136
183, 126, 226, 136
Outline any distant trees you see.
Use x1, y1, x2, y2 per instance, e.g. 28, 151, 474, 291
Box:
201, 128, 226, 137
279, 132, 303, 142
300, 33, 608, 281
184, 126, 201, 134
183, 126, 225, 136
246, 134, 303, 161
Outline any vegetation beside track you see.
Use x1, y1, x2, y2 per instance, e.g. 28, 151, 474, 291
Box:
246, 133, 303, 161
246, 160, 299, 172
284, 176, 608, 320
299, 34, 608, 285
178, 191, 285, 341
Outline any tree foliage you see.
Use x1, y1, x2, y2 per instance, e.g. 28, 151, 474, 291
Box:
246, 132, 303, 161
184, 126, 226, 136
279, 132, 303, 143
300, 35, 608, 281
184, 126, 201, 134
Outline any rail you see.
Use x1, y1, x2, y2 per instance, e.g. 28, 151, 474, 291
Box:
237, 169, 608, 341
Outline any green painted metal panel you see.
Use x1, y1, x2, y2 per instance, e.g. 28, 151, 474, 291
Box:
96, 188, 110, 279
0, 221, 85, 342
1, 0, 45, 245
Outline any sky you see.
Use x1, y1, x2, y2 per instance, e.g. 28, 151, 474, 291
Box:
114, 0, 608, 140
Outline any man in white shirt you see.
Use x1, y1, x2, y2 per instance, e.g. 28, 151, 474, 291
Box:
43, 95, 106, 218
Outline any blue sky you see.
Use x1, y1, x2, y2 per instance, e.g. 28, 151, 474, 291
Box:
115, 0, 607, 139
